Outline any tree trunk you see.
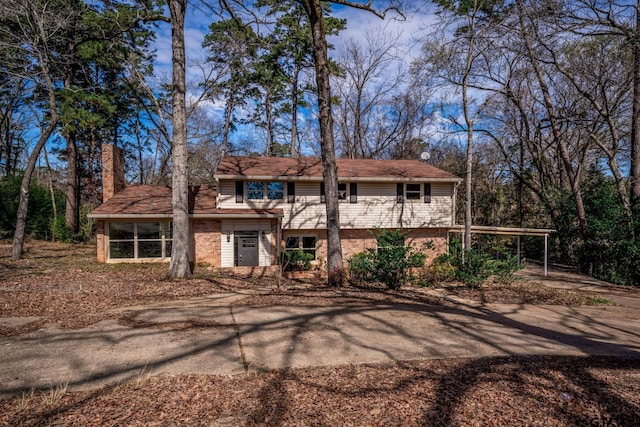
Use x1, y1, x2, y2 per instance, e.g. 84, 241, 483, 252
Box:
631, 3, 640, 230
166, 0, 191, 279
299, 0, 343, 285
12, 118, 58, 259
516, 0, 588, 233
65, 130, 78, 234
290, 64, 300, 157
43, 147, 57, 223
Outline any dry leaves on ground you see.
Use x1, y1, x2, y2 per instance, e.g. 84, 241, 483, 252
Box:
1, 356, 639, 426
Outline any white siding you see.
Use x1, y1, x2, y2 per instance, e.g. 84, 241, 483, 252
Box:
220, 219, 272, 267
219, 180, 456, 230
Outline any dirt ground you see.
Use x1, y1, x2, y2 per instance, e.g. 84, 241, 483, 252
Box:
1, 241, 640, 426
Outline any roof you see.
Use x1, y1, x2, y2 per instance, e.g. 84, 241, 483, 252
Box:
216, 156, 462, 182
88, 184, 283, 219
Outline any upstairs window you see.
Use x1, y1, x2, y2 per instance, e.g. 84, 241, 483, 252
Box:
406, 183, 421, 200
267, 181, 284, 200
247, 181, 264, 200
319, 182, 354, 202
338, 183, 347, 200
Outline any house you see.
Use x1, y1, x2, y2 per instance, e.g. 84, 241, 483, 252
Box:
88, 144, 463, 273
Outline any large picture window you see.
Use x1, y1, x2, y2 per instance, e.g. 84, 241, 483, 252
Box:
108, 222, 172, 260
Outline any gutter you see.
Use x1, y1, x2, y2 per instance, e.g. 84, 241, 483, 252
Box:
215, 175, 463, 183
88, 213, 284, 220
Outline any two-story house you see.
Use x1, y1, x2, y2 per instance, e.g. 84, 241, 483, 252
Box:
89, 144, 462, 272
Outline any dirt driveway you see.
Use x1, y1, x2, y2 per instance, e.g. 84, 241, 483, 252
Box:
2, 276, 640, 397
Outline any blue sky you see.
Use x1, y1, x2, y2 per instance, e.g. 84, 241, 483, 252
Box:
148, 1, 441, 134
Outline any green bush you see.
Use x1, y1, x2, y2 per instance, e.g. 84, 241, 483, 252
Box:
348, 251, 376, 283
348, 229, 429, 290
282, 250, 314, 271
443, 246, 523, 288
426, 254, 458, 282
490, 248, 523, 285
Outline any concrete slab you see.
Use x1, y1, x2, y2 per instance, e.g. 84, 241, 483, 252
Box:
2, 277, 640, 397
0, 318, 243, 396
233, 302, 640, 371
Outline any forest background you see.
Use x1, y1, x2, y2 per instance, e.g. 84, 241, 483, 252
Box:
1, 0, 638, 285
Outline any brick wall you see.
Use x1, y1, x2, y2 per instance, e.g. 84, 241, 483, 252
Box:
284, 227, 449, 270
192, 219, 222, 266
101, 144, 125, 203
96, 220, 105, 262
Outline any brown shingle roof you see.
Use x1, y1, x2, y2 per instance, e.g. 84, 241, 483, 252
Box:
216, 156, 462, 181
89, 184, 282, 218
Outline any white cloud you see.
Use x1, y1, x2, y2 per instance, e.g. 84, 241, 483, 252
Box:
328, 4, 439, 65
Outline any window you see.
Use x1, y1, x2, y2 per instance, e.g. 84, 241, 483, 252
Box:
398, 183, 431, 203
267, 181, 284, 200
285, 235, 317, 260
406, 183, 421, 200
108, 222, 172, 260
319, 182, 351, 202
247, 181, 264, 200
338, 183, 347, 200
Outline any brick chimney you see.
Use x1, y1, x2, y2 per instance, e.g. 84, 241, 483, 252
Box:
102, 144, 125, 203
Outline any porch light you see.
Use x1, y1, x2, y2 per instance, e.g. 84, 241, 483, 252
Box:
226, 232, 231, 242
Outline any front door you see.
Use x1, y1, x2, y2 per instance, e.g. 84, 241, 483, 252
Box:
235, 233, 259, 266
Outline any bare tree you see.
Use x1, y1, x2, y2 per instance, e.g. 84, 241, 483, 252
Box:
415, 0, 496, 251
333, 29, 414, 159
295, 0, 400, 285
1, 0, 62, 259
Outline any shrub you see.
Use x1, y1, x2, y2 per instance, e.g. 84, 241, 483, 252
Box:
444, 246, 523, 288
348, 251, 376, 283
454, 249, 495, 288
426, 254, 458, 283
490, 248, 523, 285
348, 229, 429, 290
282, 250, 314, 271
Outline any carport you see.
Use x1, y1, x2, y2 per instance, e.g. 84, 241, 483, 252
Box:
448, 225, 555, 275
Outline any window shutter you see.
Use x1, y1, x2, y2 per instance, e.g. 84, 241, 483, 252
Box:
287, 182, 295, 203
397, 183, 404, 203
424, 183, 431, 203
320, 182, 326, 203
235, 181, 243, 203
350, 183, 357, 203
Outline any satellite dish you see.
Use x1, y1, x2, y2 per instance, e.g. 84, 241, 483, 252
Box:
419, 151, 431, 162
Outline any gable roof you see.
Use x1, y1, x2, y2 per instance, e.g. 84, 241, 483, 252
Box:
88, 184, 282, 219
216, 156, 462, 182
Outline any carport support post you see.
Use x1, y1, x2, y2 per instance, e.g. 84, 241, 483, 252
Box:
544, 233, 548, 276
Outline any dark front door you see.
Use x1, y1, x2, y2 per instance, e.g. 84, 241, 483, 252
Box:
235, 233, 259, 266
